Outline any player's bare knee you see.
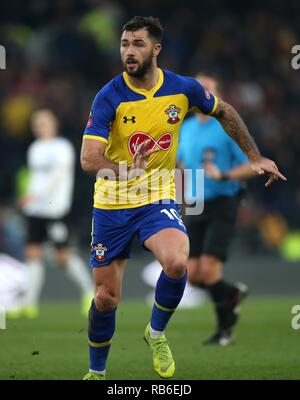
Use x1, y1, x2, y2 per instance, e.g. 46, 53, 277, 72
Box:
188, 270, 199, 285
199, 268, 215, 284
187, 266, 197, 284
25, 245, 43, 261
164, 256, 187, 279
187, 259, 200, 285
94, 287, 119, 311
199, 256, 221, 284
55, 249, 70, 268
201, 255, 220, 269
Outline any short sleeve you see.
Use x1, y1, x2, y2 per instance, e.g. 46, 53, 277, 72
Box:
185, 77, 218, 115
83, 88, 116, 144
229, 138, 249, 166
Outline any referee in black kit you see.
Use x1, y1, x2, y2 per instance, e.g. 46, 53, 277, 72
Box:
177, 73, 256, 345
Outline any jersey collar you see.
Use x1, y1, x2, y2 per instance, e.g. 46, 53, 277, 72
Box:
123, 68, 164, 99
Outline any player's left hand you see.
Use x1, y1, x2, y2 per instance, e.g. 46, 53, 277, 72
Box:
250, 156, 287, 187
203, 162, 222, 180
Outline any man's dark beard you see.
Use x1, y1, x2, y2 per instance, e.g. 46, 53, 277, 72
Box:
123, 53, 153, 78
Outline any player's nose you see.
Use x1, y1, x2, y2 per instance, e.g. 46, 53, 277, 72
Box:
125, 44, 137, 57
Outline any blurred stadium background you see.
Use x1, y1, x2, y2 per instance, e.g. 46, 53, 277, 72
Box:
0, 0, 300, 380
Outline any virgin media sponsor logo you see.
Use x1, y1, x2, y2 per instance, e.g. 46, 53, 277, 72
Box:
128, 131, 172, 156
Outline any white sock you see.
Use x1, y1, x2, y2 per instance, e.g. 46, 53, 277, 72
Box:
149, 325, 164, 339
65, 254, 93, 296
89, 369, 105, 376
23, 259, 45, 307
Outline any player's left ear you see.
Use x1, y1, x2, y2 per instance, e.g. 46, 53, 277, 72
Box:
153, 43, 161, 57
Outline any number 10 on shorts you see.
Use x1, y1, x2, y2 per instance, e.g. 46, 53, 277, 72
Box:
161, 208, 185, 227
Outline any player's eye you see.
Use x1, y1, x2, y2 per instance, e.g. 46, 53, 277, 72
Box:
135, 41, 145, 47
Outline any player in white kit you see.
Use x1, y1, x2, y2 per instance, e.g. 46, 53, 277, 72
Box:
9, 109, 93, 318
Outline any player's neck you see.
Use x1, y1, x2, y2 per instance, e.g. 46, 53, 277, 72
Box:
126, 66, 159, 91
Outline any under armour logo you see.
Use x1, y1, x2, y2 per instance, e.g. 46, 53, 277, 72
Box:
123, 116, 136, 123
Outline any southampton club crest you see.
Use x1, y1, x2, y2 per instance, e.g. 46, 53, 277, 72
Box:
165, 104, 181, 124
93, 243, 107, 261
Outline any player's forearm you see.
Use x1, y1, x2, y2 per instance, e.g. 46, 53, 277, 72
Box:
81, 151, 120, 177
212, 99, 261, 162
81, 153, 144, 180
226, 163, 256, 181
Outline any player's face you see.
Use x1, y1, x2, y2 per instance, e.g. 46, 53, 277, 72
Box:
120, 29, 160, 77
31, 111, 58, 139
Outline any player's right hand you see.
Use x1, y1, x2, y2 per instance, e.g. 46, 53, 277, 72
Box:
128, 140, 160, 178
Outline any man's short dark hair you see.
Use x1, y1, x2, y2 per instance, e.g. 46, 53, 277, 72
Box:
122, 16, 163, 43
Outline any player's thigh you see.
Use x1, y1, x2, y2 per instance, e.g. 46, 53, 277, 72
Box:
144, 228, 189, 277
140, 201, 188, 258
54, 246, 70, 267
187, 257, 201, 284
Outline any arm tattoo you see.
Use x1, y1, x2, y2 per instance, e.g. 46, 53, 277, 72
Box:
212, 98, 261, 161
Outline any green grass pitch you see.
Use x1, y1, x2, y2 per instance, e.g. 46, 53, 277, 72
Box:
0, 297, 299, 380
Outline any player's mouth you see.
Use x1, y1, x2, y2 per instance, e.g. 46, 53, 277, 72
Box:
126, 59, 139, 68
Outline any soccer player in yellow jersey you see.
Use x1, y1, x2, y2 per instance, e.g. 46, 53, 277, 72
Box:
81, 16, 286, 380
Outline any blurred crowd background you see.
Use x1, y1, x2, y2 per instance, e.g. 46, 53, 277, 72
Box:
0, 0, 300, 266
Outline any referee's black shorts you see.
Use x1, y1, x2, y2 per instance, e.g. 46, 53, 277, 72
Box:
24, 215, 71, 249
184, 195, 240, 262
